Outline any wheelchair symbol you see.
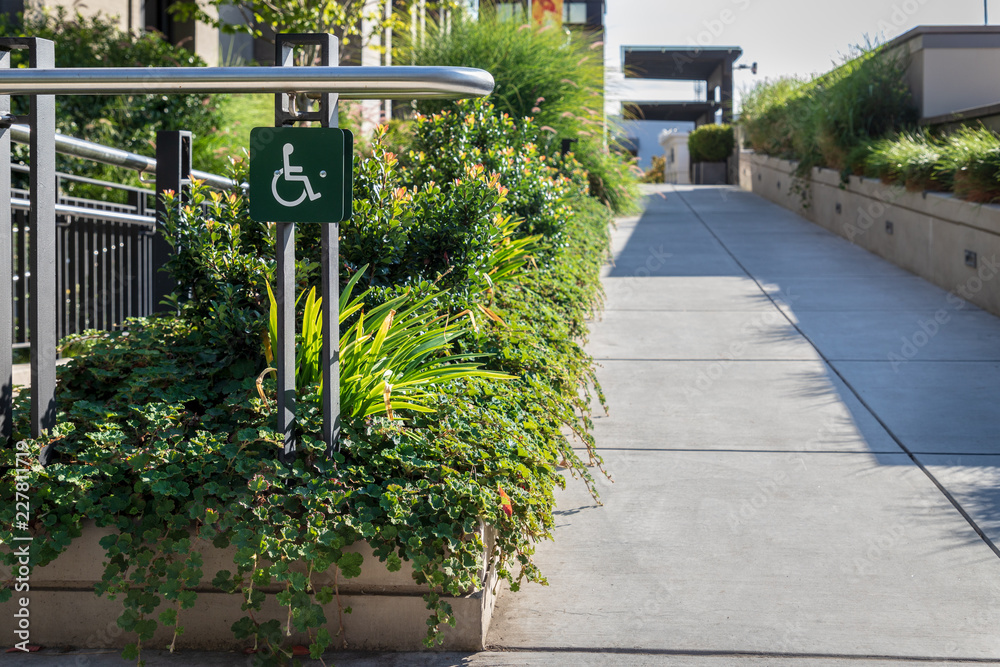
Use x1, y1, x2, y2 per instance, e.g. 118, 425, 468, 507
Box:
271, 142, 325, 207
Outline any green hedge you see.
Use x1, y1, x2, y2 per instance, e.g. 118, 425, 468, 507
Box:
687, 124, 734, 163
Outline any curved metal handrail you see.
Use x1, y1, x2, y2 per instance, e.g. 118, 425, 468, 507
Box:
0, 65, 495, 98
0, 65, 496, 189
8, 124, 236, 190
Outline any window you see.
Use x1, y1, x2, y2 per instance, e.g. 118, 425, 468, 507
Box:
145, 0, 172, 39
563, 2, 587, 24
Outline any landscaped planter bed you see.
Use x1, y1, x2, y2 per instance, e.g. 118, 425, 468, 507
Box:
1, 103, 623, 664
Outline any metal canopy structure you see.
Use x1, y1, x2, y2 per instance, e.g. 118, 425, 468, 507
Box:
621, 45, 743, 126
622, 101, 717, 124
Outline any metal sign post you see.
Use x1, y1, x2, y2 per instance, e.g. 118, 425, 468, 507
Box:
254, 33, 356, 463
0, 38, 57, 452
0, 43, 10, 444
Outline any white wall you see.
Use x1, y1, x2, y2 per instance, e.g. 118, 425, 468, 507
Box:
923, 48, 1000, 117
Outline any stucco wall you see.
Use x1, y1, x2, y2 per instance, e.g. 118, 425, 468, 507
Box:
922, 47, 1000, 117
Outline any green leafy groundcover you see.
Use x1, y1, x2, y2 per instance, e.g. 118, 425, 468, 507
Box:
0, 104, 612, 665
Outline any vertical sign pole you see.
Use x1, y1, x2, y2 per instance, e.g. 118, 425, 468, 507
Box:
271, 33, 343, 462
275, 39, 297, 464
318, 35, 341, 458
0, 45, 11, 447
276, 221, 296, 463
28, 38, 56, 446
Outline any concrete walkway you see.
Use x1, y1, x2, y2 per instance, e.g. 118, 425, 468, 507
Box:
485, 185, 1000, 664
10, 185, 1000, 665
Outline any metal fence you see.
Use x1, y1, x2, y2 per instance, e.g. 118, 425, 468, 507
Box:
10, 165, 157, 349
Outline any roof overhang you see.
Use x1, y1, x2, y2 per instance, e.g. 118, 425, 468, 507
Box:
622, 45, 743, 81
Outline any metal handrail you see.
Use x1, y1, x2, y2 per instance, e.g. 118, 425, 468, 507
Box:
10, 196, 155, 226
0, 65, 495, 98
9, 124, 235, 190
0, 65, 496, 189
12, 162, 154, 194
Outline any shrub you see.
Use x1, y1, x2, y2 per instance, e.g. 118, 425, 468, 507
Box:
809, 46, 916, 173
739, 44, 916, 178
298, 102, 586, 312
642, 154, 665, 183
864, 125, 1000, 202
295, 132, 536, 313
866, 130, 945, 191
936, 126, 1000, 202
406, 13, 602, 143
403, 13, 639, 214
688, 124, 734, 163
0, 7, 227, 187
159, 167, 272, 362
402, 100, 584, 244
583, 146, 642, 215
739, 76, 808, 156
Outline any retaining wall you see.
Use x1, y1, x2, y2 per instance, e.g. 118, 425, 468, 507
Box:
1, 521, 501, 652
738, 152, 1000, 316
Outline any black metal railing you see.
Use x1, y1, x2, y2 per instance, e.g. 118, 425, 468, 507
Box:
10, 165, 156, 349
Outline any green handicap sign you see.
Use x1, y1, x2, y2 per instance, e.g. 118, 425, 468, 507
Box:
249, 127, 353, 223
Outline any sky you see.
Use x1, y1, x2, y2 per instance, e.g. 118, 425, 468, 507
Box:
604, 0, 990, 114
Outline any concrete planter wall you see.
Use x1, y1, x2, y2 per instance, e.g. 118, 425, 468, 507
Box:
692, 161, 727, 185
738, 151, 1000, 316
1, 521, 501, 652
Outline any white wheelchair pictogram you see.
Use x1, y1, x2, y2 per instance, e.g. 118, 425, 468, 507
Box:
271, 142, 323, 207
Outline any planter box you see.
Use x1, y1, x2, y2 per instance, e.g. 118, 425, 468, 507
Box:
738, 151, 1000, 317
691, 161, 727, 185
0, 521, 501, 652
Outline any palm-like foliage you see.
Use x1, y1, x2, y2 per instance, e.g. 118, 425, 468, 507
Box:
266, 267, 513, 419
